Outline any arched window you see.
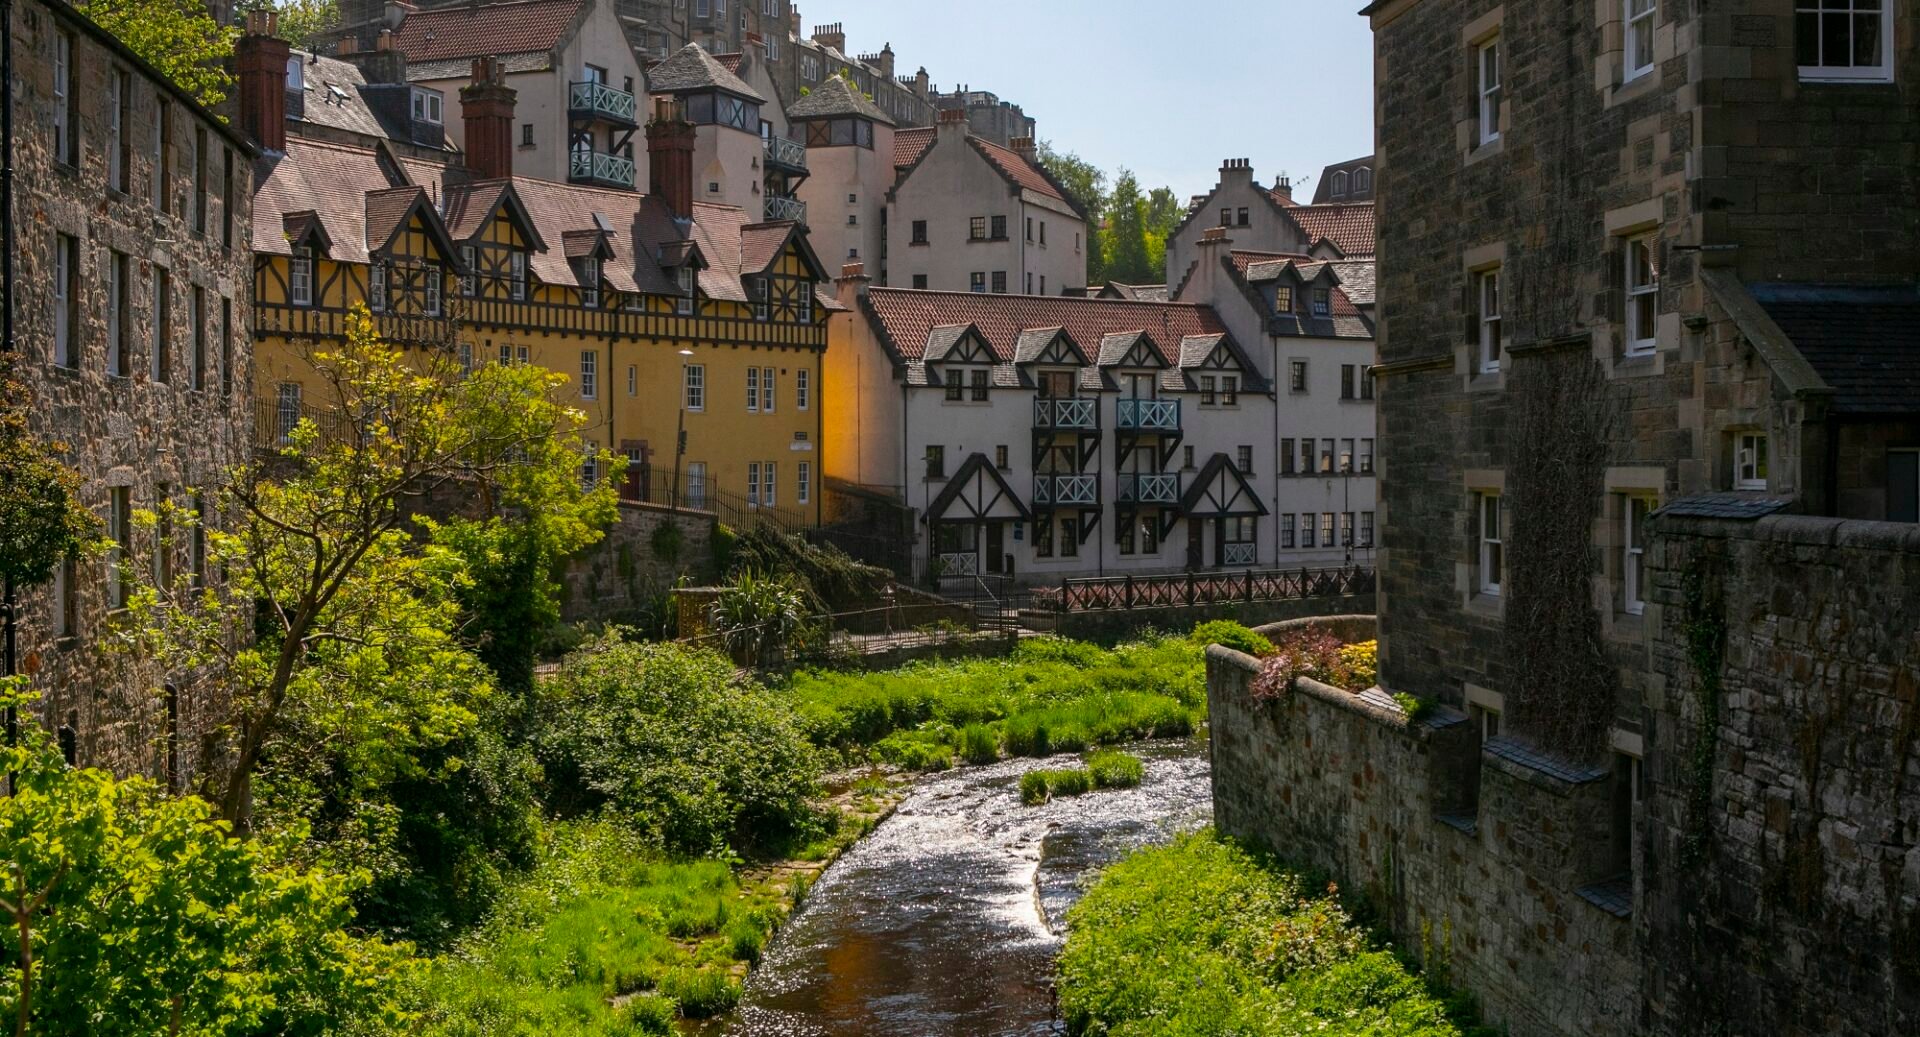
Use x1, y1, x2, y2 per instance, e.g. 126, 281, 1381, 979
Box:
1354, 167, 1372, 192
1330, 171, 1349, 196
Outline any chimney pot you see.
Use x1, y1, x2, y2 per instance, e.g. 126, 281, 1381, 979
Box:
377, 28, 393, 51
336, 36, 358, 55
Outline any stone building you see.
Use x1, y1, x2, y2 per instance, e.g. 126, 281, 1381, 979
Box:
928, 85, 1036, 146
1165, 158, 1377, 298
6, 0, 255, 780
1216, 0, 1920, 1034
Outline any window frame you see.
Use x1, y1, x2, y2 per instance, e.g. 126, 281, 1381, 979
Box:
1289, 360, 1308, 393
1478, 268, 1503, 373
798, 460, 811, 505
684, 363, 706, 411
151, 265, 171, 383
580, 349, 598, 400
1477, 37, 1503, 146
1795, 0, 1894, 82
1625, 234, 1659, 355
1735, 432, 1769, 490
1623, 495, 1651, 615
1624, 0, 1657, 82
762, 366, 776, 412
53, 31, 76, 167
796, 368, 810, 410
1477, 492, 1504, 595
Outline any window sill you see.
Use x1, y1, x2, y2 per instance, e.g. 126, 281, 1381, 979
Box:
1464, 136, 1505, 167
1464, 593, 1502, 619
909, 241, 930, 247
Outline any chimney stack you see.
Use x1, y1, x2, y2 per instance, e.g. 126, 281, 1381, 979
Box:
1272, 173, 1293, 204
936, 106, 968, 137
1009, 136, 1036, 159
460, 56, 517, 181
236, 10, 289, 153
811, 22, 845, 54
835, 261, 871, 299
1218, 158, 1254, 187
647, 96, 696, 219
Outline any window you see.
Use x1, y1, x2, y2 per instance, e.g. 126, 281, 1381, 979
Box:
1025, 272, 1033, 294
995, 445, 1009, 469
107, 487, 132, 609
290, 248, 314, 307
687, 463, 708, 509
191, 493, 208, 587
1200, 375, 1217, 406
1321, 439, 1335, 474
796, 369, 810, 410
151, 267, 171, 383
152, 102, 170, 212
747, 462, 760, 505
991, 215, 1007, 239
53, 235, 77, 368
1220, 208, 1232, 227
969, 368, 990, 402
1625, 0, 1657, 80
1281, 439, 1296, 476
458, 343, 474, 376
412, 88, 443, 124
221, 298, 232, 396
1301, 512, 1317, 548
627, 365, 637, 396
913, 274, 929, 289
763, 462, 776, 506
925, 445, 945, 479
1626, 236, 1658, 355
1040, 222, 1047, 245
944, 372, 964, 402
522, 123, 535, 146
1281, 514, 1297, 548
458, 246, 476, 296
1361, 511, 1375, 547
1341, 364, 1356, 399
1060, 516, 1079, 558
1361, 365, 1375, 400
1237, 207, 1250, 226
799, 288, 813, 323
1321, 513, 1336, 550
1477, 268, 1503, 373
1735, 432, 1768, 490
969, 217, 987, 241
1331, 171, 1349, 197
1221, 376, 1239, 406
1274, 286, 1293, 313
151, 483, 173, 597
423, 265, 442, 316
1313, 289, 1331, 316
1183, 445, 1195, 469
107, 251, 129, 378
1236, 445, 1253, 474
970, 272, 986, 293
580, 350, 597, 399
1361, 438, 1375, 474
746, 366, 760, 412
1341, 439, 1355, 473
684, 364, 706, 410
912, 219, 928, 244
192, 127, 207, 236
798, 461, 811, 505
53, 32, 75, 166
109, 69, 129, 193
991, 271, 1007, 294
762, 367, 776, 412
222, 148, 235, 249
1290, 360, 1308, 393
512, 252, 529, 301
190, 285, 205, 390
695, 0, 709, 15
1299, 439, 1314, 475
1341, 512, 1355, 547
579, 257, 600, 307
1033, 517, 1054, 557
1796, 0, 1892, 81
1478, 493, 1504, 595
1623, 495, 1651, 614
276, 382, 302, 440
1025, 217, 1034, 241
368, 263, 388, 312
1354, 167, 1373, 193
1477, 38, 1502, 145
1040, 276, 1046, 295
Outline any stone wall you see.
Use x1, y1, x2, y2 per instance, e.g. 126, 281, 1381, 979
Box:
560, 500, 716, 625
1208, 645, 1638, 1037
1050, 593, 1374, 643
1639, 513, 1920, 1035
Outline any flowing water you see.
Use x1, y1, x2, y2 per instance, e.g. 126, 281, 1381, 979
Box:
700, 735, 1213, 1037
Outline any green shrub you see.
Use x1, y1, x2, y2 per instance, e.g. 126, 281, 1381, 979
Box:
656, 967, 741, 1018
1057, 830, 1463, 1037
1190, 619, 1272, 657
1020, 766, 1095, 805
960, 724, 1000, 765
619, 994, 678, 1035
1085, 749, 1144, 789
871, 730, 954, 771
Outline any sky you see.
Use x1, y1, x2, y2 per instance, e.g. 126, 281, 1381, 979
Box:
801, 0, 1377, 202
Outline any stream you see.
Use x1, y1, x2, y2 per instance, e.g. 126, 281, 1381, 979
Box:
698, 735, 1213, 1037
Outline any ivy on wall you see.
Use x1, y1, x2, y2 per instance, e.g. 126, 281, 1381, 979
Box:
1677, 553, 1726, 876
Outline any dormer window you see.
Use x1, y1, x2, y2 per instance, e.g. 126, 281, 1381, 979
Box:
424, 264, 442, 316
578, 257, 600, 307
368, 262, 388, 312
510, 252, 527, 301
287, 59, 304, 91
1331, 171, 1349, 197
1313, 289, 1331, 316
1353, 167, 1372, 192
412, 89, 443, 125
677, 266, 696, 315
750, 276, 769, 320
459, 245, 476, 296
1274, 286, 1293, 313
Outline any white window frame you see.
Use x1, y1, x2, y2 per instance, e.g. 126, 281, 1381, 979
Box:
580, 350, 598, 399
747, 461, 760, 505
1478, 492, 1504, 595
368, 262, 388, 312
424, 265, 442, 316
107, 487, 131, 610
1477, 38, 1502, 145
1625, 235, 1658, 355
290, 248, 314, 307
677, 266, 696, 314
798, 461, 811, 504
1795, 0, 1894, 82
581, 440, 598, 488
1735, 432, 1769, 490
510, 252, 528, 301
579, 257, 599, 308
687, 462, 708, 509
1623, 495, 1651, 615
1478, 268, 1503, 373
746, 366, 760, 412
796, 368, 810, 410
459, 245, 476, 296
1625, 0, 1657, 82
684, 364, 706, 411
764, 462, 776, 506
761, 367, 775, 412
276, 381, 303, 441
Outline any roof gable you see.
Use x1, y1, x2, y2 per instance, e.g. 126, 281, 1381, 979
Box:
925, 453, 1032, 522
1014, 327, 1089, 366
925, 324, 995, 365
787, 74, 896, 125
1181, 453, 1269, 517
1097, 331, 1167, 369
863, 290, 1230, 374
650, 43, 765, 100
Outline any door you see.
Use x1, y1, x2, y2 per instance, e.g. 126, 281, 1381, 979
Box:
986, 522, 1005, 573
1186, 520, 1203, 570
1040, 371, 1075, 399
1126, 372, 1156, 399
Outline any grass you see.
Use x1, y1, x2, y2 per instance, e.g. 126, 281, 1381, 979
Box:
1019, 750, 1145, 805
1056, 829, 1481, 1037
1085, 749, 1145, 788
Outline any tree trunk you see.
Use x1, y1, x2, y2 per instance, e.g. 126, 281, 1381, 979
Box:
12, 873, 31, 1037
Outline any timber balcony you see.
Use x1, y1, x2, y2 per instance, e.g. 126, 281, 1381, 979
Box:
1033, 473, 1097, 507
1116, 472, 1181, 505
763, 134, 808, 174
764, 194, 807, 223
1034, 397, 1098, 431
1115, 398, 1181, 432
569, 149, 637, 189
568, 81, 638, 125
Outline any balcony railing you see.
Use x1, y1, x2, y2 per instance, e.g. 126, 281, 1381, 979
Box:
1034, 397, 1098, 431
1223, 542, 1257, 566
763, 134, 808, 172
764, 195, 807, 223
1116, 397, 1181, 432
568, 81, 638, 124
1034, 473, 1097, 506
1116, 472, 1181, 505
568, 149, 636, 189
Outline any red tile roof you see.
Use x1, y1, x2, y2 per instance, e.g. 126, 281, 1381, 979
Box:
864, 289, 1227, 367
253, 137, 398, 263
391, 0, 584, 63
738, 222, 796, 275
1287, 202, 1375, 257
714, 52, 744, 75
970, 138, 1073, 209
892, 126, 935, 170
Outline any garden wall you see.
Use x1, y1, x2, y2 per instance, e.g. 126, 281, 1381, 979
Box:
560, 501, 716, 624
1052, 593, 1373, 642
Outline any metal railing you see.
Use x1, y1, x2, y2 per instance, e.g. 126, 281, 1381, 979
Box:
1116, 472, 1181, 504
1116, 398, 1181, 431
936, 551, 979, 576
568, 150, 637, 189
1034, 397, 1098, 430
1047, 565, 1375, 613
618, 469, 814, 532
253, 397, 351, 451
568, 80, 638, 123
763, 194, 807, 223
763, 134, 808, 171
1033, 473, 1097, 506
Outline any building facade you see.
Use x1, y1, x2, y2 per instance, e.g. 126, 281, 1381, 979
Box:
1165, 157, 1377, 296
8, 0, 255, 780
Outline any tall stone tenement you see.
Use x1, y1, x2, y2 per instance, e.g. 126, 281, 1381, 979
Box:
7, 0, 256, 783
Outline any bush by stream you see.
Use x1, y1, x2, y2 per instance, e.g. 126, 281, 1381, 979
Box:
1057, 830, 1479, 1037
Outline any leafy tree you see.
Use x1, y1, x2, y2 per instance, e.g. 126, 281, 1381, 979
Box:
114, 307, 618, 830
0, 680, 412, 1036
1038, 141, 1108, 283
1104, 170, 1156, 285
273, 0, 343, 50
76, 0, 236, 108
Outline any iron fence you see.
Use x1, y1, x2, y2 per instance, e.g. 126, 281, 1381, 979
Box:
1045, 565, 1375, 613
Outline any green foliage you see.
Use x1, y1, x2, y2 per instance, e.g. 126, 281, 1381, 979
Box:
1038, 141, 1107, 279
1020, 767, 1092, 805
1679, 557, 1728, 874
1190, 620, 1272, 657
959, 723, 1000, 765
649, 520, 684, 564
1251, 630, 1375, 700
273, 0, 342, 49
711, 570, 812, 667
1056, 830, 1464, 1037
0, 365, 98, 592
0, 681, 412, 1036
1085, 749, 1145, 789
720, 524, 891, 611
534, 639, 822, 855
76, 0, 236, 108
709, 523, 738, 579
871, 728, 955, 771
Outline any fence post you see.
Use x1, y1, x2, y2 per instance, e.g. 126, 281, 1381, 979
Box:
1125, 574, 1134, 609
1186, 570, 1195, 606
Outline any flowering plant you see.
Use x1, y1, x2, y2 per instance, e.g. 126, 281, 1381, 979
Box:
1248, 634, 1377, 701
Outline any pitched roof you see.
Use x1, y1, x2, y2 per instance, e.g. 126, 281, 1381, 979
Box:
1328, 261, 1376, 307
1287, 203, 1375, 257
714, 52, 744, 75
1749, 282, 1920, 416
1311, 154, 1377, 204
970, 138, 1075, 210
254, 137, 400, 263
1230, 250, 1311, 278
287, 52, 389, 141
390, 0, 584, 64
739, 222, 799, 274
364, 185, 429, 254
649, 43, 764, 100
1096, 283, 1169, 303
892, 126, 935, 169
864, 290, 1229, 374
787, 74, 896, 125
407, 52, 552, 82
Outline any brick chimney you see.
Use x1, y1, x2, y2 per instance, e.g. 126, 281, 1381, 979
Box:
834, 261, 870, 300
460, 56, 516, 181
647, 95, 696, 220
876, 43, 895, 77
236, 10, 290, 153
811, 22, 845, 53
1009, 136, 1036, 160
936, 106, 969, 138
1178, 226, 1233, 305
1272, 173, 1293, 204
1218, 158, 1254, 187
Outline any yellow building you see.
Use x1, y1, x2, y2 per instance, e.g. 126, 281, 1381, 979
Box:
240, 39, 831, 528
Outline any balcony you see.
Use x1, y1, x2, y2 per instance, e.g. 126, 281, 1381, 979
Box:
1034, 473, 1097, 506
1116, 397, 1181, 432
764, 194, 807, 223
763, 134, 808, 173
568, 81, 638, 125
1116, 472, 1181, 505
568, 149, 636, 189
1034, 397, 1098, 431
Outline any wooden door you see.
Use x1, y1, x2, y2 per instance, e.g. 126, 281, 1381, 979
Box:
1186, 520, 1203, 570
985, 522, 1005, 573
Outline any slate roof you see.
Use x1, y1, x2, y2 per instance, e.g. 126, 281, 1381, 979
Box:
1653, 494, 1793, 521
787, 74, 895, 125
1012, 327, 1081, 364
1310, 154, 1377, 204
363, 185, 428, 254
649, 43, 764, 100
865, 290, 1227, 367
970, 138, 1075, 210
287, 52, 389, 140
1748, 282, 1920, 416
254, 138, 396, 263
1232, 250, 1311, 278
391, 0, 583, 64
1484, 737, 1610, 785
1096, 283, 1169, 302
1287, 202, 1375, 257
1328, 260, 1377, 307
407, 52, 552, 82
